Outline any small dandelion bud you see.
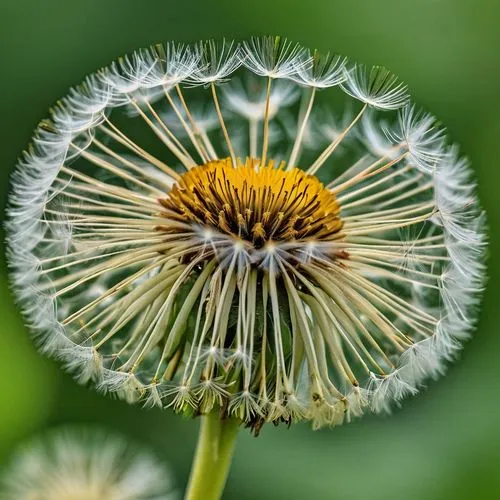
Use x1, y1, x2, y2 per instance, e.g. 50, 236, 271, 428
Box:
0, 427, 175, 500
6, 37, 487, 440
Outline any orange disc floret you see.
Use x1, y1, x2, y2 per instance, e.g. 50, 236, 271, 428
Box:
159, 157, 343, 247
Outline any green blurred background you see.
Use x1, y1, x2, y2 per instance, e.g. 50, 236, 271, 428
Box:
1, 0, 499, 498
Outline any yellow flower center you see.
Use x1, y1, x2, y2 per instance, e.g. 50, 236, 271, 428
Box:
159, 158, 343, 248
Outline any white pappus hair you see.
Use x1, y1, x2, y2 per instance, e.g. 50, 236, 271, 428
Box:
5, 36, 487, 431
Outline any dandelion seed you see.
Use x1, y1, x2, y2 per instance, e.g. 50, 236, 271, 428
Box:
291, 50, 347, 88
341, 65, 410, 110
0, 427, 175, 500
240, 36, 310, 80
6, 38, 486, 436
190, 39, 242, 86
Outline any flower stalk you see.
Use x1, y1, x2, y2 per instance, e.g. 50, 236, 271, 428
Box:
185, 413, 241, 500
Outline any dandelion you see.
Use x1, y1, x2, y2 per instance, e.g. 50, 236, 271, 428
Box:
0, 427, 175, 500
6, 36, 486, 500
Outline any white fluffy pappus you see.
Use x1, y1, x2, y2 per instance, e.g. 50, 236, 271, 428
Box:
0, 427, 176, 500
5, 36, 487, 432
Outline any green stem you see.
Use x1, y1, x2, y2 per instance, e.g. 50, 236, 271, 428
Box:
184, 412, 241, 500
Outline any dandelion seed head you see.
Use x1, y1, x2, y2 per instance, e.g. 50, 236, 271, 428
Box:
6, 36, 486, 432
0, 428, 175, 500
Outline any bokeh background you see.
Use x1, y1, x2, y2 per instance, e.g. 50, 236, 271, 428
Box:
1, 1, 499, 498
